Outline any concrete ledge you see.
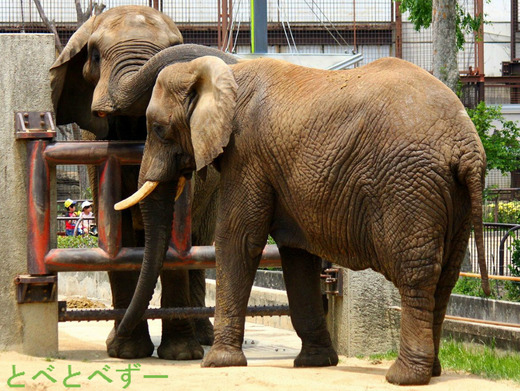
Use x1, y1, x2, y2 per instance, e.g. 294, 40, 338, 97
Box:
443, 318, 520, 351
448, 294, 520, 325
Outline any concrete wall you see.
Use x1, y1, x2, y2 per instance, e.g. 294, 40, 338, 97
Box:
0, 34, 58, 355
327, 268, 401, 357
448, 294, 520, 324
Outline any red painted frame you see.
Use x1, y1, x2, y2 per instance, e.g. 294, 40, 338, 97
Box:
26, 140, 281, 275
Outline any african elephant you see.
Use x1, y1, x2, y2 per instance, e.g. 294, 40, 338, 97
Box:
117, 55, 491, 385
49, 6, 238, 360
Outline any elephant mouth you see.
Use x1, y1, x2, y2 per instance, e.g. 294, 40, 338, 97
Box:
114, 176, 186, 211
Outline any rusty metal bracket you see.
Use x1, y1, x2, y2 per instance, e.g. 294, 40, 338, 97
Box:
15, 111, 56, 139
15, 274, 57, 303
321, 268, 343, 296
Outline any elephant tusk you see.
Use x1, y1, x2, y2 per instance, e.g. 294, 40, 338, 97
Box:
175, 177, 186, 201
114, 181, 159, 211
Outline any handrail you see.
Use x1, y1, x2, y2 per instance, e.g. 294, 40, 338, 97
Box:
459, 272, 520, 282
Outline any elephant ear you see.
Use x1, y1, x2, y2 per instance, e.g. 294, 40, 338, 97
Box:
49, 17, 108, 137
188, 56, 238, 170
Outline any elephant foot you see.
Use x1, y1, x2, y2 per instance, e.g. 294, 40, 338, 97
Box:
158, 337, 204, 360
432, 357, 442, 377
193, 318, 214, 346
294, 345, 338, 367
385, 357, 432, 385
106, 324, 154, 359
201, 345, 247, 367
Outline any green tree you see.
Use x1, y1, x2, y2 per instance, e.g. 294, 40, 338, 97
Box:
399, 0, 484, 50
467, 102, 520, 173
399, 0, 484, 92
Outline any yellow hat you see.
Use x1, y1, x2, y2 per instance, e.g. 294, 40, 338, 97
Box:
64, 199, 76, 208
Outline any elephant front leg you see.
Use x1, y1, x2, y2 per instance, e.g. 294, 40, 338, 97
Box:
201, 244, 260, 367
106, 271, 154, 359
280, 247, 338, 367
201, 180, 272, 368
385, 287, 436, 385
159, 269, 204, 360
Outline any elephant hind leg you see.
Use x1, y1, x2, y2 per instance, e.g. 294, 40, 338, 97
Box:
385, 244, 444, 386
280, 247, 338, 367
431, 265, 460, 377
432, 224, 471, 376
385, 283, 437, 385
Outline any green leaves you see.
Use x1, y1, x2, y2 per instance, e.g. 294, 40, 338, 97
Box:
398, 0, 484, 50
399, 0, 432, 31
57, 235, 98, 248
467, 102, 520, 174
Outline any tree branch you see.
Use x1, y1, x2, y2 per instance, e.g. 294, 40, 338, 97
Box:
32, 0, 63, 53
75, 0, 88, 27
94, 3, 106, 16
75, 0, 105, 27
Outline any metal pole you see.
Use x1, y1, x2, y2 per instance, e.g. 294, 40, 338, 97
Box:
512, 0, 518, 60
218, 0, 233, 51
251, 0, 268, 53
26, 140, 52, 274
395, 2, 403, 59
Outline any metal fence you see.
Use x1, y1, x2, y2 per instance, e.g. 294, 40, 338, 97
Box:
0, 0, 480, 71
467, 223, 520, 276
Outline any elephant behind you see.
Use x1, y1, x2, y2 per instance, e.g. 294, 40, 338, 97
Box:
49, 6, 237, 360
119, 56, 490, 385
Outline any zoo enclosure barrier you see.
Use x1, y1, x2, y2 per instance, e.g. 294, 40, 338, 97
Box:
467, 223, 520, 277
16, 111, 290, 321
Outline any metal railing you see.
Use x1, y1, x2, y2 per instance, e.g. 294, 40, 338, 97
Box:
467, 223, 520, 277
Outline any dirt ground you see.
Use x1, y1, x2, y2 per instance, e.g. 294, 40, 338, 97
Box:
0, 315, 518, 391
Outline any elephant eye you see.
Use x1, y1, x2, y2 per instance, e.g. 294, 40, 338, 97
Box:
91, 48, 101, 65
152, 123, 172, 143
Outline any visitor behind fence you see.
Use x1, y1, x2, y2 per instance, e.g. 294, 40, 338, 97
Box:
80, 200, 94, 234
64, 199, 81, 236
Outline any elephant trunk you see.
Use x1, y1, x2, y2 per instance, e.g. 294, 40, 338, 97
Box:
116, 180, 177, 338
106, 44, 239, 116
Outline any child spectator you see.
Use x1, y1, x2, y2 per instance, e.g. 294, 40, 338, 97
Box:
80, 200, 94, 234
64, 199, 80, 236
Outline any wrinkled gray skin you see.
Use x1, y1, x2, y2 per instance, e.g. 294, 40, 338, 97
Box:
49, 6, 237, 360
132, 56, 490, 385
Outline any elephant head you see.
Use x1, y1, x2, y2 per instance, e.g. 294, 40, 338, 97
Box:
50, 6, 239, 137
114, 57, 237, 337
50, 5, 183, 138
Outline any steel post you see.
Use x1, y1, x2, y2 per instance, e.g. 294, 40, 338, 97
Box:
251, 0, 268, 53
26, 140, 52, 274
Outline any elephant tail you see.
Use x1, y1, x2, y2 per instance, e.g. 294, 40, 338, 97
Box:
461, 156, 491, 296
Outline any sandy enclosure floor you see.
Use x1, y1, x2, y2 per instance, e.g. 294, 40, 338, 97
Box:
0, 320, 518, 391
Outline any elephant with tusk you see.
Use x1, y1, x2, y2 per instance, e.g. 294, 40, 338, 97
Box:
119, 55, 490, 385
49, 5, 238, 360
